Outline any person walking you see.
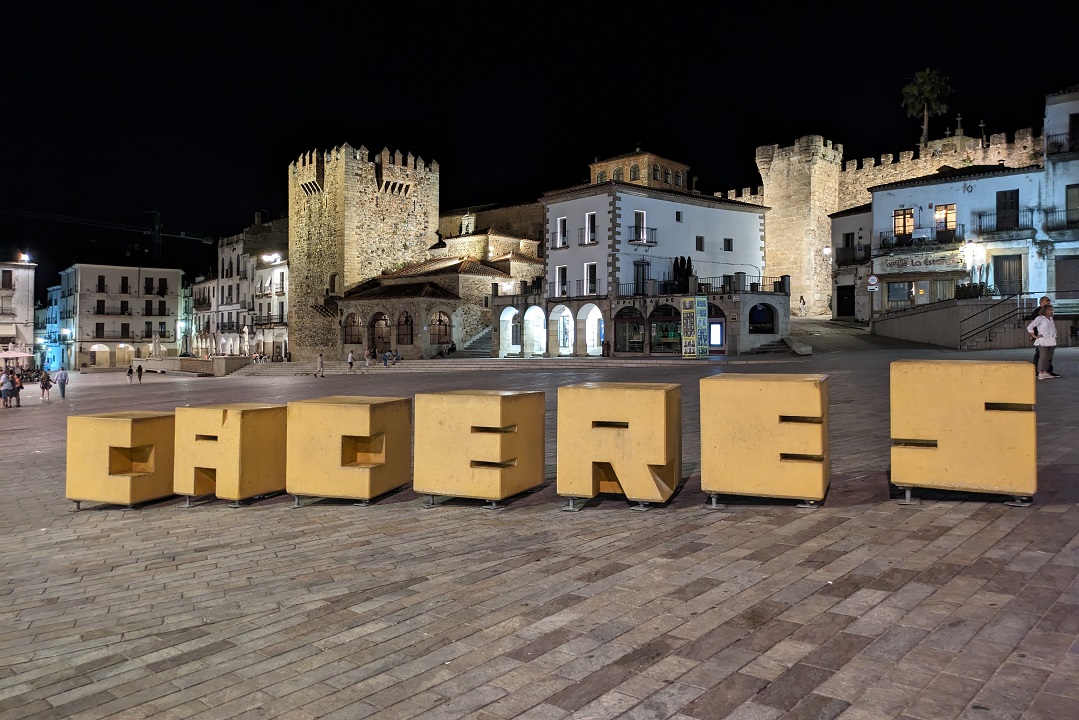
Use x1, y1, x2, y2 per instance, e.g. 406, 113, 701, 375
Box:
40, 370, 53, 400
54, 367, 70, 399
1028, 296, 1059, 377
315, 353, 325, 377
1027, 303, 1058, 381
12, 372, 23, 407
363, 347, 372, 368
127, 365, 134, 383
799, 295, 807, 317
347, 350, 354, 372
136, 364, 143, 384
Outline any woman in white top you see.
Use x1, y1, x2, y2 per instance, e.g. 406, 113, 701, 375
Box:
1026, 303, 1058, 380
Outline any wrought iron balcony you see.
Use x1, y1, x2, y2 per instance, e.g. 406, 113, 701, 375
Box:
1046, 132, 1079, 155
627, 226, 658, 245
1044, 208, 1079, 231
253, 314, 287, 326
578, 228, 597, 245
973, 210, 1034, 234
834, 246, 870, 265
877, 224, 966, 253
548, 232, 569, 250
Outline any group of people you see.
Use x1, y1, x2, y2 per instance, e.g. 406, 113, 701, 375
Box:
1027, 295, 1061, 380
126, 364, 144, 384
0, 367, 69, 407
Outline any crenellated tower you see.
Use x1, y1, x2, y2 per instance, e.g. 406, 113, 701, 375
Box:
287, 143, 439, 360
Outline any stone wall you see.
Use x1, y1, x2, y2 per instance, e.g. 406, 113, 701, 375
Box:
439, 203, 544, 241
287, 144, 439, 361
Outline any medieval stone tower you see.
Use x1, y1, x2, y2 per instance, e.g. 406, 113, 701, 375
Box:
744, 128, 1041, 315
288, 144, 439, 361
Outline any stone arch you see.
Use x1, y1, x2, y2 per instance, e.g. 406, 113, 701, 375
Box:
522, 305, 546, 357
648, 304, 680, 353
498, 307, 520, 358
369, 312, 391, 353
115, 344, 134, 367
548, 304, 574, 356
575, 302, 604, 356
396, 311, 414, 345
614, 306, 645, 353
342, 312, 362, 345
748, 303, 777, 334
430, 310, 452, 345
674, 171, 682, 187
664, 167, 671, 184
652, 164, 660, 180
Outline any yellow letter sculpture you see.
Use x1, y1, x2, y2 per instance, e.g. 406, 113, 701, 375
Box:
413, 390, 545, 507
174, 403, 287, 506
557, 382, 681, 510
700, 374, 829, 508
286, 396, 412, 506
66, 411, 176, 511
891, 360, 1036, 504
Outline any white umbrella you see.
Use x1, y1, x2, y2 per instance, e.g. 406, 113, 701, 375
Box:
0, 350, 34, 359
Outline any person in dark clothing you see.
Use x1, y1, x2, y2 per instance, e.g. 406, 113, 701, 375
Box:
1029, 296, 1059, 377
136, 364, 144, 383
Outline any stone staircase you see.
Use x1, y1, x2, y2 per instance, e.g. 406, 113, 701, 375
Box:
743, 339, 793, 355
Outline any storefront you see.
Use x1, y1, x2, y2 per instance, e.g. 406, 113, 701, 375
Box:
873, 249, 968, 314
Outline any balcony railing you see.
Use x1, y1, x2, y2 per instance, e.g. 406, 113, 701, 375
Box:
877, 224, 966, 253
834, 246, 870, 265
548, 232, 570, 250
142, 309, 174, 317
1044, 208, 1079, 231
217, 322, 242, 333
546, 279, 605, 298
86, 330, 171, 341
193, 298, 212, 310
83, 285, 109, 294
1046, 132, 1079, 155
253, 314, 287, 326
627, 226, 658, 245
578, 228, 597, 245
973, 210, 1034, 234
274, 283, 285, 295
86, 306, 134, 316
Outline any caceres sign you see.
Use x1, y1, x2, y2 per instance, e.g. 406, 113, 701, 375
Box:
874, 250, 964, 275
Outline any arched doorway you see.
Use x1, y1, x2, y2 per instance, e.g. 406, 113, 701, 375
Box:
748, 304, 776, 334
649, 304, 680, 353
430, 311, 452, 345
548, 305, 574, 356
369, 313, 391, 353
614, 307, 644, 353
88, 343, 110, 367
522, 306, 546, 357
115, 344, 133, 367
499, 307, 520, 358
342, 313, 362, 345
708, 304, 726, 354
576, 303, 604, 356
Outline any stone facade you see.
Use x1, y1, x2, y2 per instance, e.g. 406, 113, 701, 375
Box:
287, 144, 439, 361
732, 129, 1043, 315
438, 202, 544, 246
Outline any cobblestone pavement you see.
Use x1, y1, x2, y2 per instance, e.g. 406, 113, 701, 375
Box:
2, 331, 1078, 720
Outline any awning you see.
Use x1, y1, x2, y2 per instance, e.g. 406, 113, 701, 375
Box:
0, 324, 17, 338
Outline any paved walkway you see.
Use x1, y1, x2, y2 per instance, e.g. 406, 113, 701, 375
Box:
1, 324, 1077, 720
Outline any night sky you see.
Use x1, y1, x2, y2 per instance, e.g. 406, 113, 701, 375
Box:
3, 4, 1076, 300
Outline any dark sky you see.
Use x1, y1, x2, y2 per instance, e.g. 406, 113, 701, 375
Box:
2, 4, 1077, 300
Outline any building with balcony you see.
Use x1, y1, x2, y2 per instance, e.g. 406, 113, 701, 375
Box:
0, 258, 36, 364
50, 263, 184, 370
491, 150, 787, 357
830, 84, 1079, 329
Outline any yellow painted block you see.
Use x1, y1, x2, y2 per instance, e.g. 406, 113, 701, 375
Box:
700, 375, 829, 503
891, 360, 1036, 497
174, 403, 287, 501
66, 411, 176, 507
413, 390, 544, 501
286, 396, 412, 501
556, 382, 681, 503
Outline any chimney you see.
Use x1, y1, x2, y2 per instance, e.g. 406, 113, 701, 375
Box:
254, 211, 263, 225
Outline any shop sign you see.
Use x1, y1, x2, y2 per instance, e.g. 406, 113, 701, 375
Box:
874, 250, 964, 274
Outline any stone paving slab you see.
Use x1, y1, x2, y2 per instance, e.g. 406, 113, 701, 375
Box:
1, 328, 1078, 719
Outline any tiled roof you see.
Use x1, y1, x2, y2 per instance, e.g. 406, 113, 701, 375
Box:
489, 251, 543, 265
345, 282, 460, 300
383, 256, 511, 279
868, 164, 1042, 192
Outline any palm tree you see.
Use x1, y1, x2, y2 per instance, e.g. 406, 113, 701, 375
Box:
902, 68, 951, 147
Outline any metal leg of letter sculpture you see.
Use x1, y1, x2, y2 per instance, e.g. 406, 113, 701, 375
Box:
706, 494, 726, 511
562, 497, 583, 512
897, 487, 920, 507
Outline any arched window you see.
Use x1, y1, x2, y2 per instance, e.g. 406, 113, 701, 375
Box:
342, 313, 362, 344
652, 164, 660, 181
664, 168, 671, 184
596, 170, 607, 183
613, 167, 624, 181
748, 304, 776, 334
396, 312, 414, 344
629, 164, 640, 181
328, 273, 339, 294
430, 311, 451, 345
369, 313, 391, 352
674, 171, 682, 187
648, 304, 680, 353
614, 306, 644, 353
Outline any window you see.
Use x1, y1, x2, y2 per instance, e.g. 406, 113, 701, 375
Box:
120, 300, 129, 315
723, 238, 733, 252
120, 277, 129, 294
159, 300, 167, 316
934, 203, 957, 241
396, 312, 413, 345
696, 236, 704, 252
96, 299, 105, 314
674, 171, 682, 187
664, 168, 671, 184
996, 189, 1019, 230
145, 299, 153, 315
342, 313, 362, 344
1068, 184, 1079, 225
613, 167, 624, 181
630, 164, 640, 181
556, 265, 567, 296
144, 277, 154, 294
585, 212, 596, 243
95, 322, 104, 338
584, 262, 597, 294
596, 170, 607, 183
121, 322, 130, 338
144, 321, 153, 337
557, 217, 567, 247
652, 164, 660, 181
675, 211, 682, 222
430, 312, 451, 344
893, 208, 914, 242
159, 321, 167, 336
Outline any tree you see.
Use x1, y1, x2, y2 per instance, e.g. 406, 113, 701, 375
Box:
902, 68, 951, 148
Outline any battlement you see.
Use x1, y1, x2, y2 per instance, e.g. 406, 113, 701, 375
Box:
837, 128, 1040, 173
716, 187, 765, 205
289, 143, 440, 186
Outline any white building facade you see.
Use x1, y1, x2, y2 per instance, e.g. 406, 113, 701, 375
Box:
0, 258, 37, 363
51, 263, 184, 370
492, 151, 789, 357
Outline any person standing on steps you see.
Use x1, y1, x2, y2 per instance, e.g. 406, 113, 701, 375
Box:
315, 353, 325, 377
1027, 303, 1058, 381
347, 350, 354, 372
1028, 296, 1059, 377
